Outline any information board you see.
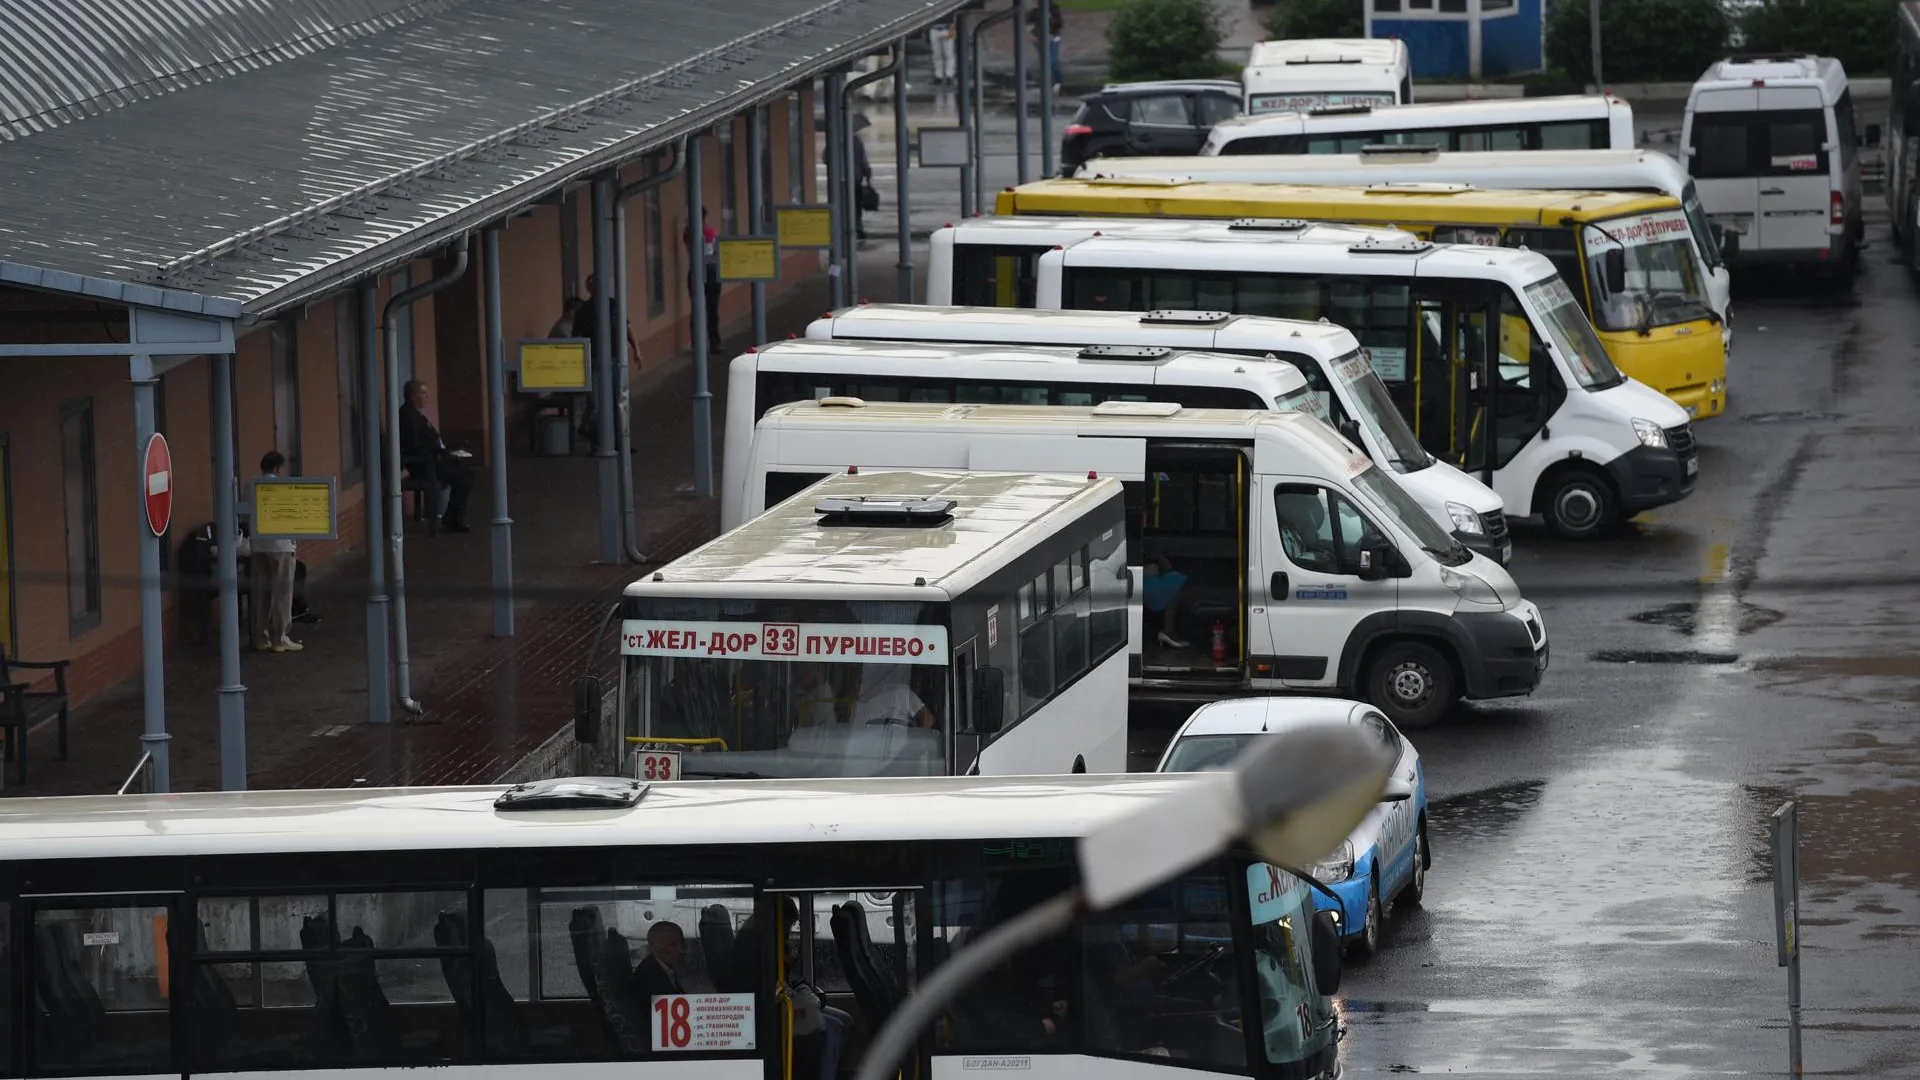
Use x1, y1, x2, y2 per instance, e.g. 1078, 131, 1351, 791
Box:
717, 237, 780, 282
250, 477, 339, 541
775, 205, 833, 249
517, 339, 593, 392
651, 993, 756, 1051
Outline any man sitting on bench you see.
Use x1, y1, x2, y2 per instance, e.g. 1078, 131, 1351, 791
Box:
398, 379, 474, 534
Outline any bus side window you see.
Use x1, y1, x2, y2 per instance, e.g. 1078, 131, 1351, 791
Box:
1066, 270, 1136, 310
1501, 228, 1584, 293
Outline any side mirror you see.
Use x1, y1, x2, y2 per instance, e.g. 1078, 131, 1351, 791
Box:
973, 667, 1007, 735
1866, 123, 1882, 148
573, 675, 603, 744
1602, 246, 1627, 295
1336, 418, 1363, 446
1380, 776, 1415, 803
1123, 566, 1135, 600
1310, 909, 1343, 994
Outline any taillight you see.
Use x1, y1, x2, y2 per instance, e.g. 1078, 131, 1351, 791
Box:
1830, 190, 1845, 226
1065, 124, 1093, 137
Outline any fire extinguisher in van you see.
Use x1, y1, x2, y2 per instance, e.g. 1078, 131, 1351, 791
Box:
1212, 620, 1227, 662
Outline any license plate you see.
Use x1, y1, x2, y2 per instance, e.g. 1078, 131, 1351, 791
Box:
1685, 456, 1699, 477
1500, 541, 1513, 564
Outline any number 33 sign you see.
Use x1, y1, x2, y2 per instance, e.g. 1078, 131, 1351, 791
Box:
652, 993, 756, 1051
633, 749, 682, 781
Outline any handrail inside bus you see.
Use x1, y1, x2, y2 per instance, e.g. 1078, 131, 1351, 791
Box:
624, 736, 732, 750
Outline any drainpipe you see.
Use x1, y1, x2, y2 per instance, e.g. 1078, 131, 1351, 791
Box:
613, 140, 687, 563
382, 245, 471, 716
968, 6, 1018, 213
843, 49, 903, 302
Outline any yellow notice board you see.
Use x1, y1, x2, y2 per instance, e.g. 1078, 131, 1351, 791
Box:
518, 339, 592, 392
775, 205, 833, 249
717, 236, 780, 282
250, 477, 339, 541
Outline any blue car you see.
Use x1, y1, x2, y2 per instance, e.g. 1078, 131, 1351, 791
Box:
1156, 697, 1429, 959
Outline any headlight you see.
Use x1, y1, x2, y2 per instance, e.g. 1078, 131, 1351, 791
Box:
1709, 378, 1726, 394
1441, 566, 1503, 606
1445, 502, 1484, 535
1308, 840, 1355, 884
1631, 417, 1669, 448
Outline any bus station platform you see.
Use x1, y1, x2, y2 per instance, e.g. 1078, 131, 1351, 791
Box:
11, 249, 916, 798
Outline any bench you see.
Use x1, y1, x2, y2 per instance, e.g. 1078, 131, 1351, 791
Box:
395, 451, 440, 537
0, 643, 71, 784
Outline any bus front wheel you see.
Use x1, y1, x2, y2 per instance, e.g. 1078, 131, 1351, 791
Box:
1540, 467, 1616, 540
1365, 640, 1455, 730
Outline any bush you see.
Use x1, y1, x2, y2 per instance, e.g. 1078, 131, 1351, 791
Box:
1741, 0, 1901, 75
1107, 0, 1229, 82
1544, 0, 1730, 83
1264, 0, 1363, 41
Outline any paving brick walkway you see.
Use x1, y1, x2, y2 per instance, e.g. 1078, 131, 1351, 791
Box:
13, 250, 913, 798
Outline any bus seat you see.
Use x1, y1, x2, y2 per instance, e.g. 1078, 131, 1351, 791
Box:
32, 923, 99, 1062
830, 902, 896, 1030
189, 920, 242, 1053
698, 905, 736, 989
568, 906, 648, 1055
335, 926, 399, 1060
435, 910, 529, 1057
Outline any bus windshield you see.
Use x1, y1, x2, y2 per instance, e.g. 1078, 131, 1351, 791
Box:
1329, 349, 1431, 473
1247, 862, 1338, 1072
1523, 276, 1625, 390
1680, 183, 1724, 271
622, 598, 950, 778
1583, 214, 1716, 332
1352, 465, 1472, 565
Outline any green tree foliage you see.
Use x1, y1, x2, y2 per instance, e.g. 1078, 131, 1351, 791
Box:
1545, 0, 1731, 82
1264, 0, 1364, 41
1741, 0, 1900, 75
1107, 0, 1229, 82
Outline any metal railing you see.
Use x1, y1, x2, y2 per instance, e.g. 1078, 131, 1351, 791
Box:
117, 752, 155, 796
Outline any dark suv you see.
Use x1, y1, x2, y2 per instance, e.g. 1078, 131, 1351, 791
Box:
1060, 79, 1244, 174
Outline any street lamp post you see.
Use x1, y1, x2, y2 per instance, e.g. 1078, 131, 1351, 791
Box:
850, 720, 1400, 1080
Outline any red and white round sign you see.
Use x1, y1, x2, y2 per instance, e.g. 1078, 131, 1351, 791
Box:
143, 433, 173, 537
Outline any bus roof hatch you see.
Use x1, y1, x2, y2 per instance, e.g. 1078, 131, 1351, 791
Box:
815, 495, 958, 527
1080, 343, 1177, 359
494, 777, 650, 812
1228, 218, 1312, 232
1140, 310, 1231, 327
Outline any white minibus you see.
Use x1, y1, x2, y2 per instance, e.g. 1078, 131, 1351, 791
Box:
803, 304, 1513, 562
1682, 52, 1867, 275
620, 468, 1131, 779
746, 399, 1549, 728
937, 216, 1698, 538
1242, 38, 1412, 114
3, 772, 1352, 1080
1203, 94, 1636, 156
1071, 147, 1733, 332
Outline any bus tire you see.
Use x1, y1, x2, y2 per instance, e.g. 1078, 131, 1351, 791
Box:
1539, 465, 1616, 540
1365, 639, 1454, 730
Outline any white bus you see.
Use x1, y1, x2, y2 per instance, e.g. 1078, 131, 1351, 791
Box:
801, 305, 1513, 562
1202, 94, 1636, 157
614, 469, 1131, 779
745, 400, 1549, 729
721, 338, 1335, 532
0, 773, 1348, 1080
934, 216, 1698, 539
1242, 38, 1412, 114
1070, 147, 1733, 331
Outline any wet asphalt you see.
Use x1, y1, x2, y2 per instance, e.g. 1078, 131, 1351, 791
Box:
853, 91, 1920, 1074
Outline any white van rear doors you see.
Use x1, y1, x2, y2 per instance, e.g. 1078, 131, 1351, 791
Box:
1687, 88, 1762, 243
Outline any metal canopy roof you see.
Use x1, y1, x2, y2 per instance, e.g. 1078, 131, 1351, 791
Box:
0, 0, 960, 319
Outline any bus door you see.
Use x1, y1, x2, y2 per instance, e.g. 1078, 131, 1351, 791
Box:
950, 638, 984, 775
1136, 441, 1250, 682
24, 893, 182, 1078
763, 890, 926, 1080
1410, 281, 1500, 482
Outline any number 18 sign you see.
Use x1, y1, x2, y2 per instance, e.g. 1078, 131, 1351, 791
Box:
652, 993, 756, 1051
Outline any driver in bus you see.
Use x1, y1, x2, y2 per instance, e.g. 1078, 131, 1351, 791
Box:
851, 663, 936, 727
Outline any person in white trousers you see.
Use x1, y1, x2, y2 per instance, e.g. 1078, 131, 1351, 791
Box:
928, 21, 957, 85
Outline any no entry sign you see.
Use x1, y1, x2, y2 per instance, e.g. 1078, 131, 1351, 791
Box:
144, 433, 172, 537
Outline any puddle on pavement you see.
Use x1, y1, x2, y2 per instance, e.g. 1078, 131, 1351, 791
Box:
1629, 597, 1783, 637
1426, 779, 1546, 844
1743, 779, 1920, 900
1750, 653, 1920, 707
1590, 648, 1741, 665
